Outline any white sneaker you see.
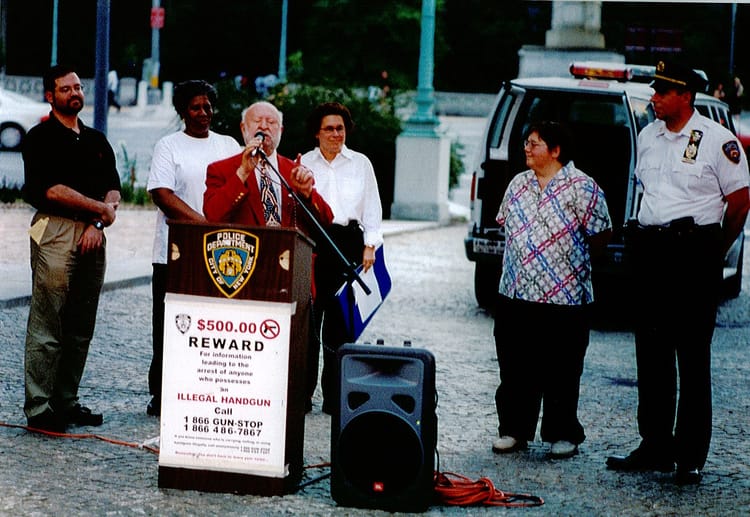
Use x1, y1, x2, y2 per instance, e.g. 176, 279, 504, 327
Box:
549, 440, 578, 458
492, 435, 526, 453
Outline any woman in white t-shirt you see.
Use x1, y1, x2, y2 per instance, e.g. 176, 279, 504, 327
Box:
145, 80, 241, 416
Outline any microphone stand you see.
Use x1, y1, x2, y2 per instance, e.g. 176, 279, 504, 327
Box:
256, 149, 372, 296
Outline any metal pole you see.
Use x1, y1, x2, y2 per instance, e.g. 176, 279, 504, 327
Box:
94, 0, 110, 134
0, 0, 8, 74
278, 0, 288, 82
51, 0, 58, 65
404, 0, 439, 136
151, 0, 160, 88
730, 3, 737, 76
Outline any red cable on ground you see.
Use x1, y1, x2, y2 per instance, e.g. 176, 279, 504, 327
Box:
5, 422, 544, 508
433, 471, 544, 507
0, 421, 160, 455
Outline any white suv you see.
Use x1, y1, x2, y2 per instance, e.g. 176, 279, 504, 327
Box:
464, 62, 746, 309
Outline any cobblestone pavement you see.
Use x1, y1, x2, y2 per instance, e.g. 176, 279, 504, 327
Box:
1, 223, 748, 516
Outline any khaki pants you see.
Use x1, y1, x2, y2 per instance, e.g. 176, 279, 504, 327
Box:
24, 213, 106, 418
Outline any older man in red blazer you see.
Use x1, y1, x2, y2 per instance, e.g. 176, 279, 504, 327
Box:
204, 101, 333, 230
204, 101, 334, 415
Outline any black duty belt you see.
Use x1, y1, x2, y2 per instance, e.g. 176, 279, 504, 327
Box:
634, 217, 720, 238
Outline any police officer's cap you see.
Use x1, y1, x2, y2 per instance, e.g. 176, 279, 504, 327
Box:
650, 60, 708, 93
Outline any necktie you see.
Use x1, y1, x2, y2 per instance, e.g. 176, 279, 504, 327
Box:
259, 163, 281, 226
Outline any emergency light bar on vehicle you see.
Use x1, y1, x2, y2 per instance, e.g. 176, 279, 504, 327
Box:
569, 62, 633, 81
570, 61, 709, 90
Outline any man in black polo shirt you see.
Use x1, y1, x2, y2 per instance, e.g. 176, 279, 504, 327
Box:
22, 65, 121, 433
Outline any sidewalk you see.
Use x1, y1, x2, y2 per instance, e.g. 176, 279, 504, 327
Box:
1, 222, 747, 516
0, 204, 453, 308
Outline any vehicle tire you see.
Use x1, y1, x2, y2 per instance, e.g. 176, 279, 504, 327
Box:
474, 263, 501, 309
0, 123, 25, 151
723, 244, 743, 299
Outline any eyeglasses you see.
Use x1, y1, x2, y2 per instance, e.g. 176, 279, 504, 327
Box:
523, 139, 546, 149
320, 125, 345, 134
56, 84, 84, 94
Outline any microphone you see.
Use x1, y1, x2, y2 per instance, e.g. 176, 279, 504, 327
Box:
251, 131, 266, 157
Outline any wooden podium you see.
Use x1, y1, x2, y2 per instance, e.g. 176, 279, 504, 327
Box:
157, 221, 313, 496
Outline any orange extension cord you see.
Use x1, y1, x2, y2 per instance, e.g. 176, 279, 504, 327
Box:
0, 422, 160, 455
5, 424, 544, 508
433, 471, 544, 507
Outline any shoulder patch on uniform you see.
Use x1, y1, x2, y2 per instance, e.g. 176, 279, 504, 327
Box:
722, 140, 741, 164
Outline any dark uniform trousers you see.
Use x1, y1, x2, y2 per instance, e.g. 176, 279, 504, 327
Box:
630, 222, 722, 470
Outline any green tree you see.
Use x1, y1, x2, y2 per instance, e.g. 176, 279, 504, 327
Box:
437, 0, 543, 92
294, 0, 423, 90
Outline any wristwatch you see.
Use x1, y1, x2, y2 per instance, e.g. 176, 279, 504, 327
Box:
92, 220, 105, 230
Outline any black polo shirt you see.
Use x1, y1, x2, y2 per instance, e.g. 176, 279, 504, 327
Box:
22, 113, 121, 220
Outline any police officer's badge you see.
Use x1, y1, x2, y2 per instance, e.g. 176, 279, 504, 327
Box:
203, 229, 259, 298
682, 129, 703, 163
175, 313, 191, 334
722, 140, 742, 164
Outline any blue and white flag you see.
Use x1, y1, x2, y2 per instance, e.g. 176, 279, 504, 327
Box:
335, 245, 392, 341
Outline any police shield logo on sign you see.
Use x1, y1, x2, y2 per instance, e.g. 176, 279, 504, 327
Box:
174, 314, 191, 334
203, 229, 259, 298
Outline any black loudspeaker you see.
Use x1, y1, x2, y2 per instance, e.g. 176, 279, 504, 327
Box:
331, 342, 437, 513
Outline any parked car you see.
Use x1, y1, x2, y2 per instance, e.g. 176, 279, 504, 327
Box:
0, 88, 49, 151
464, 62, 746, 310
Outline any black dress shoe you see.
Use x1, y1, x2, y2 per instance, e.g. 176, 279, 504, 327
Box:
27, 409, 66, 433
64, 404, 103, 426
674, 468, 702, 485
606, 448, 674, 473
146, 397, 161, 417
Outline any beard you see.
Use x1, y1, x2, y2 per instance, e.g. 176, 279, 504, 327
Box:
53, 95, 84, 116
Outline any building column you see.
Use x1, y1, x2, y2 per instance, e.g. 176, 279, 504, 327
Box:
518, 1, 623, 78
545, 1, 605, 49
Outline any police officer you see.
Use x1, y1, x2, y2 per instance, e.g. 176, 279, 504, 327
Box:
606, 60, 750, 485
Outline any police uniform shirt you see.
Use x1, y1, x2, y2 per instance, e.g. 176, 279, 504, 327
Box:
636, 110, 749, 226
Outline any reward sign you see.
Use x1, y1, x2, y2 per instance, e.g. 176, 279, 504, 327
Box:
159, 293, 294, 478
204, 230, 259, 298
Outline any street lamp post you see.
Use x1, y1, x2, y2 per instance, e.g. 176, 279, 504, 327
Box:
51, 0, 59, 66
730, 3, 737, 75
278, 0, 288, 83
94, 0, 110, 135
391, 0, 450, 222
150, 0, 161, 88
404, 0, 439, 135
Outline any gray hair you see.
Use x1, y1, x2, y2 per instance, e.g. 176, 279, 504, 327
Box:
241, 101, 283, 124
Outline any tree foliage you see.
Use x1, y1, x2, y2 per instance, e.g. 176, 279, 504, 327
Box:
2, 1, 747, 95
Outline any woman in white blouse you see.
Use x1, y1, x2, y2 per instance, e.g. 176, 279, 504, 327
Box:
301, 102, 383, 414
